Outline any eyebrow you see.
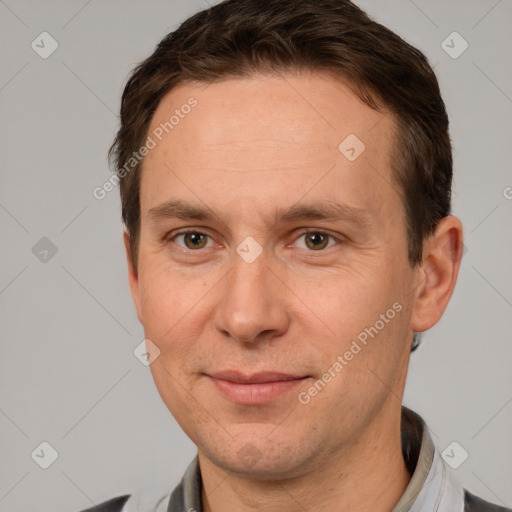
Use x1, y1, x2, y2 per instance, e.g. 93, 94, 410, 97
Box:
148, 200, 217, 222
278, 202, 371, 226
147, 199, 371, 227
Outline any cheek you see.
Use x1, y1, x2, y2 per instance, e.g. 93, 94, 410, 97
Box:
139, 264, 211, 425
300, 267, 392, 332
296, 265, 410, 373
137, 257, 211, 341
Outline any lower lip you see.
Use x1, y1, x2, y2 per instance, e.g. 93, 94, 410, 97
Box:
209, 377, 306, 404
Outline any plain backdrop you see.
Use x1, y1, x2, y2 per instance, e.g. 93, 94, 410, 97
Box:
1, 1, 511, 510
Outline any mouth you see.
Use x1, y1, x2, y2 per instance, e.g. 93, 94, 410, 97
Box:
205, 370, 310, 404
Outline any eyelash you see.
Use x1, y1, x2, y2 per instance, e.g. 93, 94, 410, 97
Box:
167, 229, 342, 252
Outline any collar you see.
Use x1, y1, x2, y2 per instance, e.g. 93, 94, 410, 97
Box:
393, 406, 465, 512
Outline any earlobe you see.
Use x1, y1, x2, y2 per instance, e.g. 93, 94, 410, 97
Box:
410, 215, 464, 333
123, 229, 143, 323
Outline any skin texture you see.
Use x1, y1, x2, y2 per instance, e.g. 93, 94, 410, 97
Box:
124, 72, 463, 512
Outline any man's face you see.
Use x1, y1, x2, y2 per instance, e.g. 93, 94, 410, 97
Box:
127, 72, 421, 477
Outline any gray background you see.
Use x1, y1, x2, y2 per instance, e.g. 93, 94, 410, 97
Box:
1, 0, 511, 510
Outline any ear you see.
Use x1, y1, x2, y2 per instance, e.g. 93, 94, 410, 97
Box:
123, 229, 143, 323
410, 215, 464, 333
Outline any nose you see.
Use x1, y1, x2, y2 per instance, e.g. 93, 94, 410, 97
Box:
213, 250, 290, 345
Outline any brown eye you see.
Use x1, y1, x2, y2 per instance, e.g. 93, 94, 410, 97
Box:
177, 232, 210, 249
304, 233, 330, 250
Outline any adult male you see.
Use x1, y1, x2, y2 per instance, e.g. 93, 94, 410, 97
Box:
82, 0, 510, 511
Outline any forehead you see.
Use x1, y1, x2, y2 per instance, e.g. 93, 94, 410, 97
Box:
141, 72, 400, 224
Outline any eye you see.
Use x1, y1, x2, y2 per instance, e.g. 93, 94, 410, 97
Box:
173, 231, 213, 250
294, 232, 338, 251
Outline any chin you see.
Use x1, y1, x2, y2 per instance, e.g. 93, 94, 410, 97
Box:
198, 426, 322, 481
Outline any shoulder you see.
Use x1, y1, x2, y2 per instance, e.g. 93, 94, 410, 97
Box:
78, 495, 131, 512
464, 490, 512, 512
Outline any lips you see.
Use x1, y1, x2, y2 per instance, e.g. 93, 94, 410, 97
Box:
209, 370, 305, 384
206, 370, 309, 404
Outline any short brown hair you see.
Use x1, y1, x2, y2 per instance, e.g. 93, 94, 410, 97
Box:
110, 0, 452, 273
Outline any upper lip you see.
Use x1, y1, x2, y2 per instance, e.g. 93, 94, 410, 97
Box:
207, 371, 307, 384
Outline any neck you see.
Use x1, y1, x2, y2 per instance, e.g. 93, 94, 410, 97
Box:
200, 403, 411, 512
